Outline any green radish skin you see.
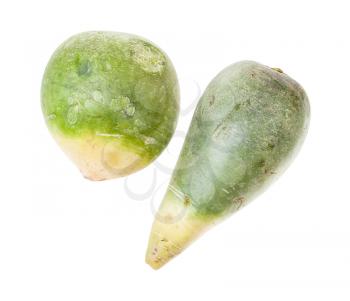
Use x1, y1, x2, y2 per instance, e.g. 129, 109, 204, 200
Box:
146, 61, 310, 269
41, 31, 179, 180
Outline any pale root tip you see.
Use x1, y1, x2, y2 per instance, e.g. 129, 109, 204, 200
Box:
52, 133, 147, 180
145, 191, 214, 269
145, 254, 163, 270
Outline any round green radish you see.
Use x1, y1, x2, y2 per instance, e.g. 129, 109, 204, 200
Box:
146, 61, 310, 269
41, 31, 179, 180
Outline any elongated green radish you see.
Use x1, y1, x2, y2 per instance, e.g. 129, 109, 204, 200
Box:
146, 61, 310, 269
41, 31, 179, 180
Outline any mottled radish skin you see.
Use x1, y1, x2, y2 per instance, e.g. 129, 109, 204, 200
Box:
146, 61, 310, 269
41, 31, 179, 180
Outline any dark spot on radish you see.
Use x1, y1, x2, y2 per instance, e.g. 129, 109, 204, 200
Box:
209, 95, 215, 106
232, 196, 245, 210
267, 142, 275, 150
256, 159, 266, 168
264, 168, 276, 175
152, 247, 158, 256
234, 103, 241, 111
77, 59, 92, 76
184, 196, 191, 206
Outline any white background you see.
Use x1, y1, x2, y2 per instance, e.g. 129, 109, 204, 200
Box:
1, 0, 349, 300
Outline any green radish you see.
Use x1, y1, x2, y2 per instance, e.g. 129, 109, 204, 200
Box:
41, 31, 179, 180
146, 61, 310, 269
